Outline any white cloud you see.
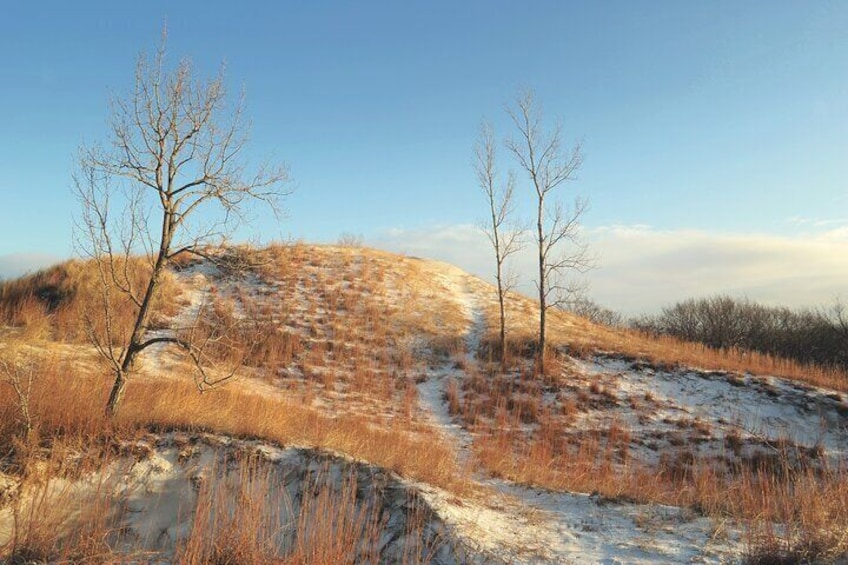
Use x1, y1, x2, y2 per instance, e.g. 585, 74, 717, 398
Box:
371, 224, 848, 315
786, 216, 848, 229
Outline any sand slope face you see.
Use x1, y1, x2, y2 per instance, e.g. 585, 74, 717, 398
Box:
0, 434, 471, 564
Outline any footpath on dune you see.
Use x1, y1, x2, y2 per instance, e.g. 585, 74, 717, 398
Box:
412, 262, 743, 564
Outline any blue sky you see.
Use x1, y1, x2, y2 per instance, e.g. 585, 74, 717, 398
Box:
1, 1, 847, 312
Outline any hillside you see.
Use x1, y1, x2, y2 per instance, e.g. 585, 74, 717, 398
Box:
1, 244, 847, 563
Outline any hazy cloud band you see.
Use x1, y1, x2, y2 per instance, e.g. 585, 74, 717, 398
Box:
0, 253, 60, 281
372, 224, 848, 315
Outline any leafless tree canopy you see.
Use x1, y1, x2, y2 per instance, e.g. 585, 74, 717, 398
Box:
504, 90, 591, 373
633, 295, 848, 368
74, 35, 290, 415
566, 296, 623, 328
475, 122, 523, 367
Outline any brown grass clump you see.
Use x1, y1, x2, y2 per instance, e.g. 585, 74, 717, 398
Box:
0, 257, 179, 345
5, 243, 848, 562
0, 354, 467, 495
741, 467, 848, 563
484, 292, 848, 391
0, 450, 128, 563
175, 456, 390, 565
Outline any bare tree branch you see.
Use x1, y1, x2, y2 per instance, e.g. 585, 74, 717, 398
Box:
475, 121, 524, 367
503, 90, 592, 374
74, 33, 291, 416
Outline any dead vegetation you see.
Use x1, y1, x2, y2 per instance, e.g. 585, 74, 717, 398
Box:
1, 442, 457, 564
0, 357, 465, 493
2, 243, 848, 562
481, 292, 848, 392
0, 258, 180, 345
465, 329, 848, 562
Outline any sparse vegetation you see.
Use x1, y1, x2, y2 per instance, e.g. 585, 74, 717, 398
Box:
481, 295, 848, 392
474, 121, 523, 369
634, 294, 848, 372
2, 243, 847, 563
504, 89, 591, 375
74, 32, 290, 416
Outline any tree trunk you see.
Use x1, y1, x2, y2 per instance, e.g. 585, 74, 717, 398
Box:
122, 266, 161, 372
105, 369, 128, 416
104, 262, 162, 417
498, 287, 507, 368
107, 226, 172, 416
495, 259, 507, 368
537, 197, 547, 375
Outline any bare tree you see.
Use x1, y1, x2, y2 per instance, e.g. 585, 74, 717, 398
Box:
505, 90, 590, 374
567, 296, 623, 328
474, 122, 522, 367
74, 34, 290, 416
829, 298, 848, 338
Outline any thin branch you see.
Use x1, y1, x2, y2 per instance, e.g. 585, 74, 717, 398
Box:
74, 33, 292, 415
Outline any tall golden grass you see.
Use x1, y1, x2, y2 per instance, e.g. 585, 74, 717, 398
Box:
3, 243, 848, 563
2, 449, 449, 563
0, 447, 128, 563
473, 417, 848, 562
0, 354, 466, 494
486, 296, 848, 391
174, 457, 393, 564
0, 258, 179, 345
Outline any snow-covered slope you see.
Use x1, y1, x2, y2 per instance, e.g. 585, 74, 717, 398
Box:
3, 244, 847, 563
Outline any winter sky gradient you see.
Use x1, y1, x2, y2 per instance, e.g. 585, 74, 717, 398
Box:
1, 1, 847, 313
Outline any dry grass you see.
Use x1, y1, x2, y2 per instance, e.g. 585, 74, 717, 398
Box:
1, 449, 128, 563
2, 445, 449, 564
741, 467, 848, 563
473, 414, 848, 559
127, 380, 466, 492
0, 354, 466, 495
463, 356, 847, 561
175, 456, 393, 565
0, 257, 179, 345
251, 243, 470, 344
0, 244, 474, 562
181, 244, 473, 424
464, 320, 848, 563
484, 293, 848, 392
0, 347, 466, 561
4, 243, 848, 562
464, 375, 848, 562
